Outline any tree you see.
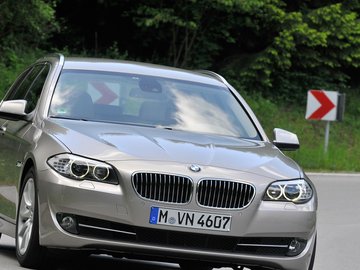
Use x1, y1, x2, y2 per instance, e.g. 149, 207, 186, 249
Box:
131, 0, 290, 69
230, 1, 360, 102
0, 0, 58, 52
3, 0, 360, 103
0, 0, 58, 97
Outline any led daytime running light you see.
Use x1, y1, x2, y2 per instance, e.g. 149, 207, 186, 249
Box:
70, 160, 89, 178
266, 184, 283, 200
264, 179, 313, 204
283, 184, 303, 202
93, 165, 110, 181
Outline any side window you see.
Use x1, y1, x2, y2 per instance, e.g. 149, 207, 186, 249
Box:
4, 63, 50, 114
7, 65, 44, 101
24, 64, 50, 113
3, 68, 32, 101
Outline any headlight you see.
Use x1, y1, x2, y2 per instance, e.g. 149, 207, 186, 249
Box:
47, 154, 118, 184
263, 179, 313, 204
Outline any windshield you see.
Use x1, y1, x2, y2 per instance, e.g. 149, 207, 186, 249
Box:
49, 70, 260, 139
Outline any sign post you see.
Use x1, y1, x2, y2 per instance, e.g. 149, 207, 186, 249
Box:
305, 90, 345, 153
324, 121, 330, 153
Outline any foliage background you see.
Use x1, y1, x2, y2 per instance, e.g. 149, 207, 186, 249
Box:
1, 0, 360, 171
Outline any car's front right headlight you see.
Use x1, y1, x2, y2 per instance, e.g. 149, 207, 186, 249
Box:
263, 179, 313, 204
47, 153, 118, 184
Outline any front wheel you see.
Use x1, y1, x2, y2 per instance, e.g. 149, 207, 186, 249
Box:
16, 168, 46, 269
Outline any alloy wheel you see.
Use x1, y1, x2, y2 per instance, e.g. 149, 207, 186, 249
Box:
17, 177, 35, 255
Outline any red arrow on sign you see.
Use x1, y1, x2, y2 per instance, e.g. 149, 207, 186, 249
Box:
308, 90, 336, 120
91, 81, 118, 104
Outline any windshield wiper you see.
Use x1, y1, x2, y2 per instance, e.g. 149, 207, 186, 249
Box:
50, 115, 89, 121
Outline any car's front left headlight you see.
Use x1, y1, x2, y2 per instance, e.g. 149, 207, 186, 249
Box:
47, 153, 118, 184
263, 179, 313, 204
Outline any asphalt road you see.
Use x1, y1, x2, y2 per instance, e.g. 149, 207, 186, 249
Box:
308, 173, 360, 269
0, 173, 359, 270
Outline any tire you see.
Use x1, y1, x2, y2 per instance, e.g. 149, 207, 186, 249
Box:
308, 236, 317, 270
16, 168, 46, 269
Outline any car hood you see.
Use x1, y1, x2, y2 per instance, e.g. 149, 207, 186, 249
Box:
46, 119, 301, 180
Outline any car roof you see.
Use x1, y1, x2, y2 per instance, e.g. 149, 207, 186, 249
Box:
58, 56, 225, 87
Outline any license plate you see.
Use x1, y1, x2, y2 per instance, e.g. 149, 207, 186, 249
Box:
149, 207, 231, 231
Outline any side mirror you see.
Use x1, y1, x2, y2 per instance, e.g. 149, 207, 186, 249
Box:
0, 100, 28, 121
273, 128, 300, 151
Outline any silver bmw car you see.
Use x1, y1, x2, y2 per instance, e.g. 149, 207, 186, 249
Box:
0, 54, 317, 270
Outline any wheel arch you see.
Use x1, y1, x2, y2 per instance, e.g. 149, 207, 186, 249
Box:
19, 157, 36, 194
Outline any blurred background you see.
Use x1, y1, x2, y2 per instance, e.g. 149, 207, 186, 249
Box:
1, 0, 359, 171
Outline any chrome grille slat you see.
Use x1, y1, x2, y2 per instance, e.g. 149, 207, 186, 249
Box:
239, 184, 244, 208
144, 173, 148, 198
226, 182, 231, 208
197, 179, 255, 209
167, 175, 171, 201
152, 174, 157, 200
179, 177, 184, 202
161, 174, 165, 201
171, 175, 176, 202
217, 181, 223, 207
233, 182, 240, 208
239, 183, 244, 208
133, 173, 192, 204
211, 181, 216, 207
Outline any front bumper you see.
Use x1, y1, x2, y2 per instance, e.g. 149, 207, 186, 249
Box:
37, 164, 317, 270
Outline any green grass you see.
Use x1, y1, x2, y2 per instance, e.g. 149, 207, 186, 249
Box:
245, 92, 360, 172
0, 195, 16, 219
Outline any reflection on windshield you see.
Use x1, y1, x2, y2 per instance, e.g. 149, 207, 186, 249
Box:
49, 70, 259, 139
169, 87, 239, 137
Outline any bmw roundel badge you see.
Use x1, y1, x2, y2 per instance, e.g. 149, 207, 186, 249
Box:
189, 164, 201, 172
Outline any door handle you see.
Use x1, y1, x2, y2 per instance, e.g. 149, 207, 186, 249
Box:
0, 126, 6, 135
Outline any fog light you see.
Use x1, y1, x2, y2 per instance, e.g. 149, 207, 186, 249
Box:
287, 239, 306, 256
58, 214, 78, 234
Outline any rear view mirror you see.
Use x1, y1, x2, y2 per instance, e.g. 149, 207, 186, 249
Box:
139, 77, 162, 93
273, 128, 300, 151
0, 99, 28, 121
